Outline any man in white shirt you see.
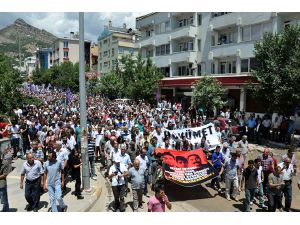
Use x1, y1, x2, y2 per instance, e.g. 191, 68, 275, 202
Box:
152, 126, 164, 148
108, 158, 128, 212
135, 148, 149, 196
278, 158, 297, 211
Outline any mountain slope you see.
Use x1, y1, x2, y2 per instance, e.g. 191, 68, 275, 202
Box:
0, 18, 57, 59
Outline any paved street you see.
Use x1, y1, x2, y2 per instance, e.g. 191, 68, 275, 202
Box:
6, 158, 102, 212
89, 146, 300, 212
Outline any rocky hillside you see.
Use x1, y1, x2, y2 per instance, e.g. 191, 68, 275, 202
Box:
0, 18, 57, 60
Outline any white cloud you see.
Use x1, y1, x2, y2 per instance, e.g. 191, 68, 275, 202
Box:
0, 12, 147, 42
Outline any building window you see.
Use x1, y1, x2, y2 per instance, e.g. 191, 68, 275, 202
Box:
198, 14, 202, 26
63, 41, 68, 48
188, 40, 194, 51
156, 44, 170, 56
160, 67, 170, 77
178, 66, 187, 76
165, 21, 171, 32
242, 26, 251, 41
198, 39, 201, 51
166, 44, 170, 54
211, 35, 215, 46
211, 63, 215, 74
156, 46, 160, 56
161, 45, 166, 55
197, 64, 201, 76
146, 49, 153, 57
250, 57, 259, 71
232, 61, 237, 73
220, 62, 226, 74
104, 39, 107, 45
251, 23, 262, 41
241, 59, 249, 72
189, 16, 194, 26
218, 32, 236, 45
112, 49, 115, 57
63, 51, 68, 58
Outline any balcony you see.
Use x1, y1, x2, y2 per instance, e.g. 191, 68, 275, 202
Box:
170, 50, 197, 63
170, 25, 197, 40
210, 13, 238, 31
136, 36, 154, 48
210, 42, 255, 59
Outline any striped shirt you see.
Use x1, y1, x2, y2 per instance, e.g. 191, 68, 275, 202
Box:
88, 140, 95, 157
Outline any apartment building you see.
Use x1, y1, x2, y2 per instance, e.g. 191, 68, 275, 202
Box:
52, 32, 91, 69
24, 56, 36, 78
35, 48, 52, 70
97, 21, 139, 76
136, 12, 300, 112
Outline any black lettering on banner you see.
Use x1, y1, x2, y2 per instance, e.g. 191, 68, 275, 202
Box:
192, 130, 202, 139
202, 128, 207, 137
207, 125, 213, 135
164, 130, 171, 138
187, 130, 192, 139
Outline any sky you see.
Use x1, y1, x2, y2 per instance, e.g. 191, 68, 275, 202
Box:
0, 12, 147, 43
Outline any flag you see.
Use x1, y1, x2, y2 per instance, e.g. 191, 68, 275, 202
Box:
66, 88, 73, 103
154, 148, 219, 187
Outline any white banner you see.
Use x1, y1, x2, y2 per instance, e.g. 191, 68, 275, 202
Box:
163, 123, 220, 149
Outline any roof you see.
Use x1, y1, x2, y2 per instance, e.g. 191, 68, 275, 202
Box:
136, 13, 158, 21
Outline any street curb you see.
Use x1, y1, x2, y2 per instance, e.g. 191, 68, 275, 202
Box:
81, 181, 103, 212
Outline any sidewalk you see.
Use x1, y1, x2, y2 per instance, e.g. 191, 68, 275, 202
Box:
5, 158, 102, 212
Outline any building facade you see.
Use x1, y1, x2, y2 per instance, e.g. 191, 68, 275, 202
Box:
35, 48, 53, 70
97, 21, 139, 76
136, 12, 300, 112
24, 56, 36, 78
52, 32, 91, 68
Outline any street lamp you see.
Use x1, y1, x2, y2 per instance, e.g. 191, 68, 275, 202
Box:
79, 12, 91, 191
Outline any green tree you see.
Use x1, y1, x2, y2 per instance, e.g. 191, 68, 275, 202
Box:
87, 76, 101, 96
128, 56, 163, 101
0, 54, 40, 115
99, 71, 124, 99
32, 62, 80, 92
249, 25, 300, 114
192, 76, 226, 117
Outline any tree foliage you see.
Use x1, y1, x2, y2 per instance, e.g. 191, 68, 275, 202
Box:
0, 54, 40, 115
32, 62, 80, 92
249, 25, 300, 114
99, 71, 124, 99
192, 76, 227, 115
99, 54, 163, 101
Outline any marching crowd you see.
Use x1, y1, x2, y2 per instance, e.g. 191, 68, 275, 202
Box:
0, 85, 299, 212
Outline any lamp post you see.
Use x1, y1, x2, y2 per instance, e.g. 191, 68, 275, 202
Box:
79, 12, 91, 191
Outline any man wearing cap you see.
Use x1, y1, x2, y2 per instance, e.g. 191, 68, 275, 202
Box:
108, 157, 128, 212
278, 158, 297, 211
238, 135, 250, 162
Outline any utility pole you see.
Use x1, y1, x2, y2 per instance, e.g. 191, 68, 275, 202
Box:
79, 12, 91, 191
18, 31, 21, 74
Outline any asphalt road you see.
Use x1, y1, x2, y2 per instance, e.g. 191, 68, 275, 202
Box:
89, 147, 300, 212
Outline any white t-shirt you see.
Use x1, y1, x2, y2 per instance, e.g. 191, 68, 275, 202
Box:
278, 162, 295, 181
257, 166, 263, 183
109, 163, 128, 186
95, 132, 103, 147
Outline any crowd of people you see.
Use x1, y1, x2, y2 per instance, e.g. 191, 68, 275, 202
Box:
0, 85, 299, 212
